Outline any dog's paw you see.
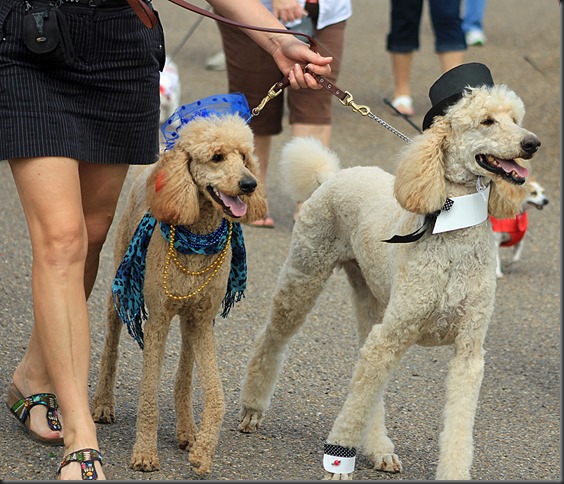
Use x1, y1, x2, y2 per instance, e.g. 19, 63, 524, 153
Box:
370, 453, 403, 473
239, 406, 263, 433
189, 446, 213, 475
91, 402, 115, 424
323, 471, 354, 480
130, 449, 160, 472
177, 430, 197, 450
496, 270, 504, 278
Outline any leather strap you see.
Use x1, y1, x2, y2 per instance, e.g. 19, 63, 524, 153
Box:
127, 0, 158, 29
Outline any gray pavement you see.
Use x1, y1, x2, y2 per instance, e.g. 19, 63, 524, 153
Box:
0, 0, 560, 480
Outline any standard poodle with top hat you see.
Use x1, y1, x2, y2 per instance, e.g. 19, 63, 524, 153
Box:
237, 63, 541, 480
91, 94, 267, 475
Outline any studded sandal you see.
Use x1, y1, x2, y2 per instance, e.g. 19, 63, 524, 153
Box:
57, 448, 103, 480
6, 382, 63, 446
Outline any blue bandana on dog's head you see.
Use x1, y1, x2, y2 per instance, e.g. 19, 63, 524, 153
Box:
113, 93, 251, 349
160, 92, 252, 151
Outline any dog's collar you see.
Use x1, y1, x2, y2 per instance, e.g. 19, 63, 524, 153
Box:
384, 177, 490, 243
433, 183, 490, 234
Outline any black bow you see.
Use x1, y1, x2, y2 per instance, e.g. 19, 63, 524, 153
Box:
383, 198, 454, 244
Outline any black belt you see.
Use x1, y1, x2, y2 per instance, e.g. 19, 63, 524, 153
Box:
61, 0, 131, 7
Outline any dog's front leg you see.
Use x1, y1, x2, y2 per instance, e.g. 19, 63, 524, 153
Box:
324, 322, 413, 480
511, 238, 525, 264
492, 234, 504, 278
187, 319, 225, 475
130, 313, 173, 472
175, 318, 198, 452
435, 336, 485, 480
92, 291, 124, 423
362, 398, 402, 473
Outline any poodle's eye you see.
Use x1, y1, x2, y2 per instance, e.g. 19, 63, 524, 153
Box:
211, 153, 224, 163
480, 118, 495, 126
241, 153, 246, 161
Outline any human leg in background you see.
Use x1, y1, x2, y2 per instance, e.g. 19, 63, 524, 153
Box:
386, 0, 423, 115
288, 13, 345, 220
9, 157, 129, 480
250, 135, 275, 227
429, 0, 467, 73
389, 52, 415, 115
461, 0, 487, 45
438, 50, 465, 72
217, 18, 284, 228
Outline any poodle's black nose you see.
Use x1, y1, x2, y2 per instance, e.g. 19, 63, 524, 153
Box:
239, 177, 257, 193
521, 135, 541, 155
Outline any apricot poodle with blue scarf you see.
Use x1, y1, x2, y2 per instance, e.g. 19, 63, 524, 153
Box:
91, 95, 267, 475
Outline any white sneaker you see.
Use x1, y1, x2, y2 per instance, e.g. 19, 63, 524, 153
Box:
205, 51, 226, 71
465, 30, 486, 46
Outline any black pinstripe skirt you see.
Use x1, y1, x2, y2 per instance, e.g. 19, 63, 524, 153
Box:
0, 0, 166, 164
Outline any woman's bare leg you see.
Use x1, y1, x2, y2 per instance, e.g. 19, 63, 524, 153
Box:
9, 157, 128, 479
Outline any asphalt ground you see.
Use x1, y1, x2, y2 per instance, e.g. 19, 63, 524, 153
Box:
0, 0, 561, 481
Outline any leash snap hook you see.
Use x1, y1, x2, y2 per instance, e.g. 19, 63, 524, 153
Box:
252, 82, 285, 117
340, 92, 370, 116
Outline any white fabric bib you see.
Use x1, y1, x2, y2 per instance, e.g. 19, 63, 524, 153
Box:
433, 184, 490, 234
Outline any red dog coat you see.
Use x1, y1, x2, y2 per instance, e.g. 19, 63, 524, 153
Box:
489, 212, 528, 247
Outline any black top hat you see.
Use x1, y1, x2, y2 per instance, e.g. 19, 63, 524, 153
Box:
422, 63, 494, 131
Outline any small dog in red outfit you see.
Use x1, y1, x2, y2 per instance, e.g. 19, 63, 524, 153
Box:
490, 177, 549, 278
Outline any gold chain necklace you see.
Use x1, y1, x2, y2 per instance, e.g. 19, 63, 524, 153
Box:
163, 221, 233, 301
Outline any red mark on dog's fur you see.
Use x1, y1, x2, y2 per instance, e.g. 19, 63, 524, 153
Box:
155, 171, 165, 192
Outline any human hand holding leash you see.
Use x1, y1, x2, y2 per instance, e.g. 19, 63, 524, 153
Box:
167, 0, 332, 89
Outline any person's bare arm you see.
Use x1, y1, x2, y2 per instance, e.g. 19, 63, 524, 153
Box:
207, 0, 332, 89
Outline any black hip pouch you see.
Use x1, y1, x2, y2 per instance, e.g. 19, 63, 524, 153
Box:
23, 2, 75, 67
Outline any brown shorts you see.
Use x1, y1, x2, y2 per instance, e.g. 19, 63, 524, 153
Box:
217, 16, 346, 136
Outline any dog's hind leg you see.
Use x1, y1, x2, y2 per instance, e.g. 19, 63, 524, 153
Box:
175, 319, 198, 453
185, 318, 225, 475
92, 291, 124, 423
239, 240, 339, 433
435, 334, 486, 480
130, 312, 173, 472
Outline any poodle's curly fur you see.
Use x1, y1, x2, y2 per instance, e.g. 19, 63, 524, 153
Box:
238, 85, 540, 480
91, 114, 267, 475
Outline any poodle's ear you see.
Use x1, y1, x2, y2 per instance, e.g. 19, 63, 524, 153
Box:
146, 148, 200, 225
241, 182, 268, 223
393, 117, 450, 214
240, 151, 268, 223
488, 178, 528, 219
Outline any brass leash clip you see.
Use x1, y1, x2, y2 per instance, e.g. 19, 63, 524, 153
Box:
339, 92, 371, 116
252, 82, 285, 117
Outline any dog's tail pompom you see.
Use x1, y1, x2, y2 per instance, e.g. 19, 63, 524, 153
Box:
279, 137, 340, 201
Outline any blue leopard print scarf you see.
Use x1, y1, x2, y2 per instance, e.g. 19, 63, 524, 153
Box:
112, 212, 247, 349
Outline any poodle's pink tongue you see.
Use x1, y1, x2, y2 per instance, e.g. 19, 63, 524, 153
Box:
219, 192, 248, 217
498, 159, 529, 178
